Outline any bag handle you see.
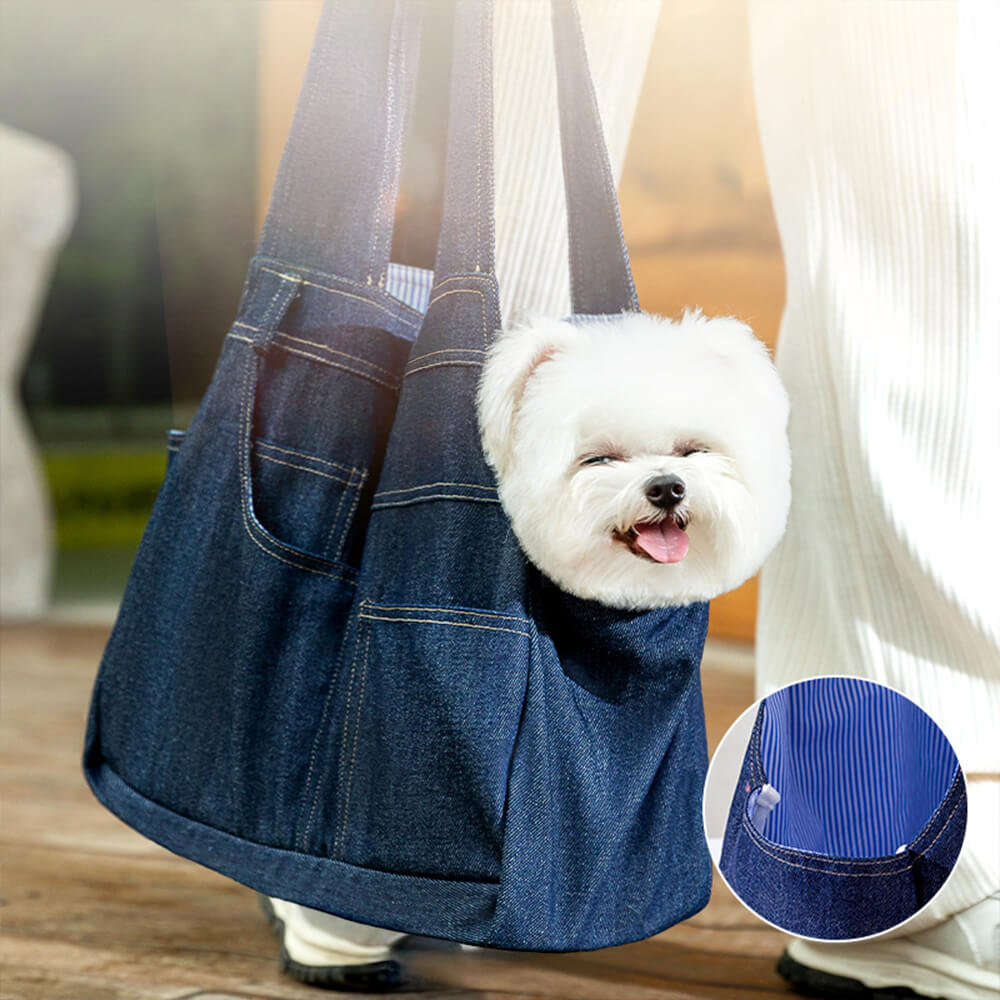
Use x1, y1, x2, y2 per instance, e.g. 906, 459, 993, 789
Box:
431, 0, 497, 284
256, 0, 422, 289
552, 0, 640, 316
433, 0, 639, 317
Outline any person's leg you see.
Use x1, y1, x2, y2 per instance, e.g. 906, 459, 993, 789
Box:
263, 898, 409, 989
749, 1, 1000, 994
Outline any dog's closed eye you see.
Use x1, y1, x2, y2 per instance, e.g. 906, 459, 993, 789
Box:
579, 453, 625, 467
673, 442, 708, 458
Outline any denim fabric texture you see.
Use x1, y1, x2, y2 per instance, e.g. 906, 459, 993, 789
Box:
719, 679, 967, 940
83, 0, 713, 951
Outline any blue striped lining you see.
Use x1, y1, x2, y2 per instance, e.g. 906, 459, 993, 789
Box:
384, 263, 434, 324
757, 678, 960, 858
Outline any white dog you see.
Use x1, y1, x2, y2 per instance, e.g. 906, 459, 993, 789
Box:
476, 310, 791, 610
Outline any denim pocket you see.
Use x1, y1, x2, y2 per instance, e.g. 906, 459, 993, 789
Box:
250, 437, 365, 564
241, 326, 401, 569
330, 600, 532, 882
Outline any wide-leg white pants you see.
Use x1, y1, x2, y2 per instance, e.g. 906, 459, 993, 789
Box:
749, 0, 1000, 928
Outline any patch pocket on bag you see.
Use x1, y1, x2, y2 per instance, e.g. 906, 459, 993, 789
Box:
250, 437, 367, 564
331, 602, 532, 882
241, 326, 405, 570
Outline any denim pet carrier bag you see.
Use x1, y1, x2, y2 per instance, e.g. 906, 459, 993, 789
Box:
720, 677, 966, 940
85, 0, 712, 950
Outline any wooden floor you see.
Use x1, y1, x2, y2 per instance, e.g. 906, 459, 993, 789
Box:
0, 624, 795, 1000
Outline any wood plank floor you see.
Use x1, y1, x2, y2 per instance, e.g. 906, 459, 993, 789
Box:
0, 624, 795, 999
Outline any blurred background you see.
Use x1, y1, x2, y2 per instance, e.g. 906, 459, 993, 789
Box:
0, 0, 783, 642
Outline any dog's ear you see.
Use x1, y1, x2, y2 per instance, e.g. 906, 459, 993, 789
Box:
477, 317, 576, 476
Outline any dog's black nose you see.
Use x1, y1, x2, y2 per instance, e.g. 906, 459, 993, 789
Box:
645, 474, 686, 509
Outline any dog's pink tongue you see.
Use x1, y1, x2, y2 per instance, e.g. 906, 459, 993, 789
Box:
635, 522, 689, 563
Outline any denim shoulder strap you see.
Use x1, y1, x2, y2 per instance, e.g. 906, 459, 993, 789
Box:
256, 0, 422, 287
433, 0, 638, 317
552, 0, 639, 316
431, 0, 496, 285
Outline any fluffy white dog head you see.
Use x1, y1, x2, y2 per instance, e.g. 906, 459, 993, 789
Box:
476, 310, 790, 609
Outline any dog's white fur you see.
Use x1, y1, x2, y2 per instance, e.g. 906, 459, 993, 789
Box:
476, 310, 791, 609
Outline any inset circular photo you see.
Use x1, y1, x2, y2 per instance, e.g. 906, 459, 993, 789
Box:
703, 676, 966, 941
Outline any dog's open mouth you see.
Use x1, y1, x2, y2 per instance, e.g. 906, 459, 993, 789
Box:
614, 514, 690, 564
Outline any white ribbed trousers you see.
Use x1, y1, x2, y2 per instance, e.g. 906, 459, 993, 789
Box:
750, 0, 1000, 928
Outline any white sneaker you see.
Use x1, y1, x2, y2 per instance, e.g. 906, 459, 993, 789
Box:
778, 893, 1000, 1000
261, 896, 463, 991
262, 896, 407, 990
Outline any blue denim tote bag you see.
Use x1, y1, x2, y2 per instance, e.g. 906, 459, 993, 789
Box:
720, 678, 967, 939
85, 0, 713, 951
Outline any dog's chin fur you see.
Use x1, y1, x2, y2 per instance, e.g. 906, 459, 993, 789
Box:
476, 310, 791, 610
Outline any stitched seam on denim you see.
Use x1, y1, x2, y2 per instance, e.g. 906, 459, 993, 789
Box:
362, 603, 529, 625
740, 808, 915, 866
740, 793, 965, 877
739, 704, 768, 789
272, 343, 400, 390
911, 793, 965, 861
242, 523, 354, 579
337, 622, 372, 858
316, 615, 365, 854
273, 332, 398, 377
406, 347, 487, 366
740, 818, 914, 877
741, 788, 964, 870
371, 494, 501, 509
253, 258, 425, 317
255, 283, 290, 349
742, 829, 910, 877
254, 440, 356, 475
405, 360, 484, 377
334, 467, 367, 559
321, 467, 357, 559
238, 353, 354, 580
909, 771, 964, 854
358, 612, 531, 639
298, 615, 363, 852
236, 322, 403, 379
255, 452, 356, 484
740, 779, 925, 866
241, 357, 331, 563
373, 481, 497, 498
259, 277, 300, 347
424, 287, 488, 347
323, 469, 357, 557
260, 267, 420, 327
432, 273, 494, 287
227, 332, 255, 345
